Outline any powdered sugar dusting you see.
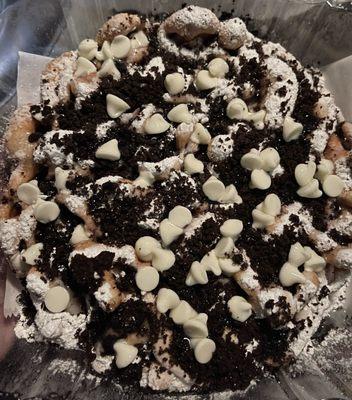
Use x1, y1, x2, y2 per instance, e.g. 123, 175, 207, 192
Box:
33, 130, 75, 167
26, 271, 49, 299
263, 56, 298, 128
311, 129, 329, 153
0, 207, 36, 256
92, 354, 114, 374
94, 281, 113, 307
15, 306, 87, 350
335, 157, 352, 188
70, 243, 136, 266
96, 120, 116, 139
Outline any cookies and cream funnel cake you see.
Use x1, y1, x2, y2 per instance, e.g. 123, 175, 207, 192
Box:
1, 5, 351, 393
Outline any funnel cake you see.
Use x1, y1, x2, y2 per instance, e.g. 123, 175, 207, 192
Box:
0, 5, 351, 394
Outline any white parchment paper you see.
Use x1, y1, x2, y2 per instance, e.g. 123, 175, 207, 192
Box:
3, 51, 351, 318
17, 51, 53, 107
322, 55, 352, 121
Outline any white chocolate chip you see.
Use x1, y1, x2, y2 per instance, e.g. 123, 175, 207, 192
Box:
260, 148, 280, 172
250, 110, 266, 129
70, 224, 90, 245
193, 338, 216, 364
164, 73, 185, 95
190, 123, 212, 144
279, 262, 306, 287
114, 341, 138, 368
228, 296, 252, 322
44, 286, 70, 313
252, 194, 281, 229
208, 58, 229, 78
32, 112, 43, 122
144, 114, 170, 134
220, 219, 243, 239
184, 154, 204, 175
183, 316, 208, 338
189, 338, 201, 348
156, 288, 180, 313
315, 159, 334, 183
202, 176, 225, 201
186, 261, 208, 286
226, 99, 265, 129
283, 116, 303, 142
98, 59, 121, 80
252, 209, 275, 229
33, 201, 60, 224
78, 39, 98, 60
200, 251, 222, 276
218, 258, 241, 276
54, 167, 70, 190
322, 175, 344, 197
168, 206, 192, 228
96, 41, 113, 61
151, 248, 175, 271
167, 104, 193, 124
288, 242, 310, 266
130, 30, 149, 48
135, 236, 161, 261
195, 70, 218, 90
135, 267, 159, 292
297, 179, 322, 198
250, 169, 271, 190
17, 181, 40, 205
295, 161, 316, 187
133, 170, 155, 188
196, 313, 208, 324
22, 243, 43, 265
110, 35, 131, 59
169, 300, 197, 324
240, 150, 263, 171
214, 237, 234, 258
95, 139, 121, 161
75, 57, 97, 77
218, 184, 242, 204
261, 193, 281, 216
304, 247, 326, 272
159, 219, 183, 246
106, 94, 130, 118
226, 98, 248, 120
203, 177, 242, 204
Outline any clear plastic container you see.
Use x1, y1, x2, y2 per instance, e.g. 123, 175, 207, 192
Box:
0, 1, 351, 399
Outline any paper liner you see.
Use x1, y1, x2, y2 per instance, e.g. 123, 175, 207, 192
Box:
17, 51, 52, 107
322, 55, 352, 121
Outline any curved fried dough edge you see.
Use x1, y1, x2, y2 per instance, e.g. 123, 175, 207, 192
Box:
1, 105, 37, 220
40, 51, 77, 108
96, 13, 142, 46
